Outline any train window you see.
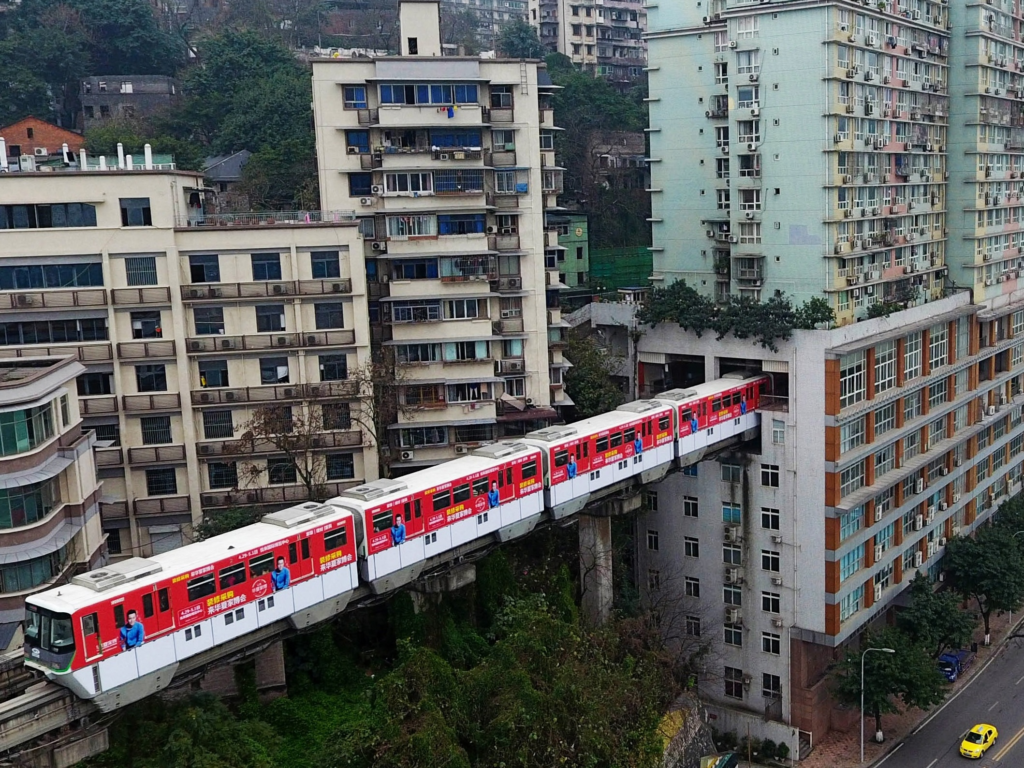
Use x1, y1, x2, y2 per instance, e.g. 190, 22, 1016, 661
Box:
142, 593, 155, 619
473, 477, 489, 496
113, 604, 125, 628
582, 442, 588, 458
624, 428, 636, 443
660, 416, 670, 431
301, 538, 310, 560
325, 528, 348, 552
82, 613, 98, 637
554, 449, 568, 466
219, 563, 247, 590
158, 588, 170, 612
453, 483, 471, 504
610, 432, 623, 448
433, 490, 451, 512
288, 542, 298, 564
414, 499, 422, 518
373, 509, 394, 533
187, 574, 216, 602
249, 553, 275, 577
522, 460, 537, 479
713, 397, 722, 411
403, 502, 412, 522
681, 408, 692, 422
596, 436, 609, 452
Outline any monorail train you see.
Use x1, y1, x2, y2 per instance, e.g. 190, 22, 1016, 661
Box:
24, 373, 767, 710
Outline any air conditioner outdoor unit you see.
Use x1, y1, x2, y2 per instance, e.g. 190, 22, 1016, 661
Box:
726, 567, 741, 584
771, 534, 783, 544
914, 551, 923, 567
199, 444, 212, 454
874, 506, 883, 522
277, 336, 289, 346
347, 146, 360, 154
728, 235, 739, 243
221, 339, 233, 349
989, 405, 997, 415
400, 450, 415, 461
729, 40, 738, 48
359, 197, 374, 206
190, 341, 203, 351
744, 211, 755, 220
940, 501, 948, 511
749, 73, 759, 82
750, 106, 760, 116
273, 284, 285, 295
199, 392, 211, 403
726, 608, 742, 624
306, 335, 319, 345
747, 142, 757, 151
486, 225, 498, 234
454, 444, 469, 455
928, 541, 938, 556
371, 185, 384, 195
225, 392, 237, 401
372, 241, 388, 252
742, 674, 753, 687
874, 583, 883, 601
916, 479, 925, 494
724, 524, 741, 542
772, 618, 784, 628
952, 525, 962, 536
939, 536, 947, 547
914, 515, 923, 530
874, 544, 883, 562
721, 145, 729, 154
771, 576, 783, 586
15, 294, 32, 306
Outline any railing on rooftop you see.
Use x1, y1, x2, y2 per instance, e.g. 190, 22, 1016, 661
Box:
175, 210, 357, 228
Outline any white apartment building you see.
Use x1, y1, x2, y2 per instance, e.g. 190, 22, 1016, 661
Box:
530, 0, 647, 82
312, 0, 567, 471
0, 163, 373, 558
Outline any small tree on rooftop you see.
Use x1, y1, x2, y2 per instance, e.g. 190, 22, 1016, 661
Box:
496, 18, 545, 59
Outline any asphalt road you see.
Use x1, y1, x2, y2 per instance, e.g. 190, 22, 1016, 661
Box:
878, 635, 1024, 768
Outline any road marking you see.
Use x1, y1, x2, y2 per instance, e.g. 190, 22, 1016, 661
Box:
1017, 673, 1024, 685
925, 759, 937, 768
994, 724, 1024, 761
989, 700, 1001, 711
872, 741, 903, 767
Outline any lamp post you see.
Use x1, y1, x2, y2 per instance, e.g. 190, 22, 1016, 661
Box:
861, 647, 896, 763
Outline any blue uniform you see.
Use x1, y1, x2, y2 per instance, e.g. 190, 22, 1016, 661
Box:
634, 438, 643, 454
119, 622, 144, 649
270, 566, 290, 591
488, 489, 500, 508
391, 522, 406, 545
740, 400, 747, 415
567, 461, 577, 479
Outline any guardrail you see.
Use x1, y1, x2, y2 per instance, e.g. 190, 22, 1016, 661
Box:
176, 211, 356, 228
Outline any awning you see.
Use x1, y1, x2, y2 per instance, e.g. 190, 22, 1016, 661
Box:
0, 454, 73, 490
497, 406, 559, 422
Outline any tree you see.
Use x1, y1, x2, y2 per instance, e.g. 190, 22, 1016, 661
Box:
637, 279, 716, 335
794, 296, 836, 329
194, 506, 266, 541
564, 328, 625, 420
944, 525, 1024, 644
347, 348, 412, 479
228, 387, 359, 503
897, 573, 976, 658
84, 118, 206, 171
831, 626, 945, 740
440, 7, 481, 55
496, 18, 545, 59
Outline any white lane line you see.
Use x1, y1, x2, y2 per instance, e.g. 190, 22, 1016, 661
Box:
872, 741, 904, 767
1017, 674, 1024, 685
990, 700, 1001, 711
925, 759, 937, 768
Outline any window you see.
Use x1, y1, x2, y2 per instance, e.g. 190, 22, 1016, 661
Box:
724, 623, 743, 646
841, 417, 865, 453
189, 255, 220, 283
490, 85, 513, 107
251, 253, 282, 281
724, 585, 742, 605
77, 373, 112, 396
311, 251, 341, 279
326, 453, 355, 480
647, 569, 661, 591
723, 544, 742, 565
905, 333, 922, 380
145, 467, 177, 496
840, 461, 865, 497
397, 343, 440, 363
904, 390, 922, 422
761, 464, 780, 487
437, 214, 485, 235
135, 365, 167, 392
875, 403, 896, 436
761, 591, 781, 613
839, 351, 866, 408
125, 256, 157, 286
646, 529, 659, 551
762, 673, 782, 699
686, 616, 701, 636
349, 173, 373, 196
252, 304, 286, 334
324, 527, 348, 553
119, 198, 152, 226
721, 462, 741, 483
398, 426, 447, 447
140, 416, 171, 445
203, 410, 233, 439
762, 632, 781, 655
725, 667, 744, 699
0, 262, 103, 289
268, 457, 297, 484
684, 496, 699, 517
199, 359, 229, 388
772, 419, 785, 444
722, 504, 742, 524
761, 550, 780, 572
447, 382, 489, 403
387, 214, 436, 238
315, 302, 345, 329
875, 340, 897, 393
343, 85, 367, 108
929, 324, 948, 369
260, 357, 289, 385
761, 507, 780, 530
380, 82, 478, 105
319, 354, 348, 381
208, 462, 237, 489
928, 379, 947, 407
0, 478, 60, 529
681, 464, 699, 478
0, 203, 97, 230
840, 585, 864, 622
193, 307, 224, 335
840, 544, 864, 582
322, 403, 351, 430
385, 171, 433, 194
839, 507, 863, 541
444, 298, 481, 320
186, 574, 216, 602
684, 576, 700, 597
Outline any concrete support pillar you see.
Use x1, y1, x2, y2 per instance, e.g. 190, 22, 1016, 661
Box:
254, 640, 287, 701
579, 514, 614, 625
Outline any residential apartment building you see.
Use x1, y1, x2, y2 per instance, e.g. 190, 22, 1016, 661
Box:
647, 0, 950, 325
0, 163, 373, 559
81, 76, 179, 130
441, 0, 528, 47
312, 0, 566, 471
552, 212, 589, 288
0, 355, 105, 652
530, 0, 647, 82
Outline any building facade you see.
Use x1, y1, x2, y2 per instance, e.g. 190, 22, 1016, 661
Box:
553, 212, 589, 288
0, 165, 373, 559
530, 0, 647, 82
81, 76, 179, 130
441, 0, 528, 48
0, 356, 105, 652
311, 0, 567, 471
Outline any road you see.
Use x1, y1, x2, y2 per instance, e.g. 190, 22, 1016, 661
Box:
879, 635, 1024, 768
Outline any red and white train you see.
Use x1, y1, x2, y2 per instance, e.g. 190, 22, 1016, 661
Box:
25, 373, 766, 710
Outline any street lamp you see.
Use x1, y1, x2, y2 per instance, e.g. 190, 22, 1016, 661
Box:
861, 647, 896, 763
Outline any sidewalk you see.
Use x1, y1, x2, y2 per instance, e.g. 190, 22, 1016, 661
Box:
798, 609, 1024, 768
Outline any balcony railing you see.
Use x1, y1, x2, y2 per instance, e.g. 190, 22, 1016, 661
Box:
493, 317, 525, 334
0, 288, 107, 310
111, 287, 172, 306
100, 500, 128, 519
196, 429, 363, 457
185, 329, 356, 354
80, 396, 118, 415
191, 380, 358, 406
486, 149, 517, 167
180, 279, 353, 301
134, 495, 190, 516
488, 234, 522, 251
496, 358, 526, 374
94, 447, 124, 467
128, 444, 187, 465
122, 393, 182, 412
0, 342, 112, 362
200, 479, 362, 509
117, 340, 176, 359
175, 210, 356, 228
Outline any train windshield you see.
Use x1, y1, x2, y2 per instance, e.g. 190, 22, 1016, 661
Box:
24, 605, 75, 655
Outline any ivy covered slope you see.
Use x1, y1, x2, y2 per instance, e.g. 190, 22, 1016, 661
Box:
637, 280, 836, 352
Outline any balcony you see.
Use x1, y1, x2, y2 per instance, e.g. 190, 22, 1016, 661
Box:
486, 106, 515, 124
487, 149, 517, 167
493, 317, 525, 334
357, 108, 380, 126
196, 428, 363, 458
0, 288, 107, 311
117, 340, 176, 359
180, 279, 353, 302
191, 380, 358, 406
100, 500, 128, 520
122, 393, 181, 413
134, 495, 190, 517
111, 287, 172, 306
488, 233, 522, 251
185, 329, 356, 354
0, 342, 112, 363
496, 358, 526, 375
80, 396, 118, 415
200, 479, 362, 509
128, 444, 187, 465
175, 210, 356, 229
433, 148, 483, 162
94, 447, 124, 467
491, 275, 524, 292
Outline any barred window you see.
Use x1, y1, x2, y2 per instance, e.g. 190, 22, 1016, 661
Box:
125, 256, 157, 286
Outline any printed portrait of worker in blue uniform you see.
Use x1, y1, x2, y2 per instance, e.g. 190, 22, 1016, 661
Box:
391, 514, 406, 545
119, 609, 145, 650
270, 556, 291, 591
487, 481, 500, 508
740, 396, 748, 415
567, 454, 577, 479
634, 436, 643, 455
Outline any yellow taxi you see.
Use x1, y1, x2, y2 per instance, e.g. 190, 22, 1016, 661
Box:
960, 724, 998, 758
